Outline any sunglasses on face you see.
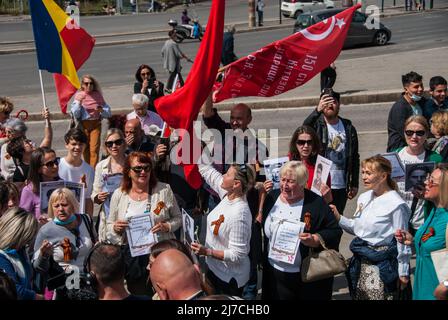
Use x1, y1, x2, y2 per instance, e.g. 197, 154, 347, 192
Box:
42, 157, 60, 168
130, 165, 151, 173
2, 111, 10, 116
405, 130, 426, 137
83, 81, 93, 86
105, 138, 124, 148
296, 139, 313, 146
141, 72, 151, 76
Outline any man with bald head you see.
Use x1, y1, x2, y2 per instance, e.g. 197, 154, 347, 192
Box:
124, 118, 155, 154
149, 249, 205, 300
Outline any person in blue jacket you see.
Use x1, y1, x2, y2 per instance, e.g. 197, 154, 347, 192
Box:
0, 207, 52, 300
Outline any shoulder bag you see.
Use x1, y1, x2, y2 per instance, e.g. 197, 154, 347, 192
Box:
301, 234, 347, 283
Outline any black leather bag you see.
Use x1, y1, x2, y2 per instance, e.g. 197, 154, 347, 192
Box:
121, 245, 149, 283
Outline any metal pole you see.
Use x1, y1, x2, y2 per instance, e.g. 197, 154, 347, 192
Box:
279, 0, 282, 24
136, 0, 139, 14
381, 0, 384, 12
38, 70, 50, 127
393, 0, 396, 6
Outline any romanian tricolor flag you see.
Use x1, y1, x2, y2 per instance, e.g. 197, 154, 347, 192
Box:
29, 0, 95, 113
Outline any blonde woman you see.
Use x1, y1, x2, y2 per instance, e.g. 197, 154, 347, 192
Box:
396, 165, 448, 300
429, 111, 448, 162
0, 207, 49, 300
71, 75, 111, 167
262, 161, 342, 300
0, 97, 14, 146
191, 162, 255, 296
33, 188, 96, 271
92, 128, 126, 241
393, 115, 442, 234
332, 155, 411, 300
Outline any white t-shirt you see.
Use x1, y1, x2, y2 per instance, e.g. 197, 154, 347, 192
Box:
125, 198, 150, 219
58, 158, 94, 199
326, 120, 347, 189
396, 148, 425, 229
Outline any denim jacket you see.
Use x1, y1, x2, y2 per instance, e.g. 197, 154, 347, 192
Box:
346, 237, 399, 295
70, 100, 112, 121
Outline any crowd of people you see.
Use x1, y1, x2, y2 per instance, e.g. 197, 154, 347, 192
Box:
0, 69, 447, 301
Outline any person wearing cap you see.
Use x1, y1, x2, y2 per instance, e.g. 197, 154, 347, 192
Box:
303, 89, 360, 216
127, 94, 164, 136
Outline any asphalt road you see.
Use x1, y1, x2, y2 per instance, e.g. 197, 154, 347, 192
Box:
1, 10, 447, 98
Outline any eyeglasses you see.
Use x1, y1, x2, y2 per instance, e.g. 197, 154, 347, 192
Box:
405, 130, 426, 137
426, 176, 440, 187
130, 165, 151, 173
296, 139, 313, 146
141, 72, 150, 76
83, 81, 93, 86
43, 157, 60, 168
105, 139, 124, 148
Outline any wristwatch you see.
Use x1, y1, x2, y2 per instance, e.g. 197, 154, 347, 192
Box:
443, 280, 448, 289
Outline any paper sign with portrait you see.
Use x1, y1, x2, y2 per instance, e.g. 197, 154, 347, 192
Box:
311, 155, 332, 196
263, 157, 289, 190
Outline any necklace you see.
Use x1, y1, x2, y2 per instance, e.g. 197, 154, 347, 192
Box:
132, 188, 147, 201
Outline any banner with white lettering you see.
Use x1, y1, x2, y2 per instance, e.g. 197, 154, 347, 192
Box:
213, 4, 360, 103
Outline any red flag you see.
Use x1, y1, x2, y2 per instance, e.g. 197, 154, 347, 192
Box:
155, 0, 225, 189
213, 5, 360, 103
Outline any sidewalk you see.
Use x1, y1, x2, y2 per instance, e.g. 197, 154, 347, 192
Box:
15, 45, 448, 121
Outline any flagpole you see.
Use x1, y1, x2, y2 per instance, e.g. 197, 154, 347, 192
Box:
38, 69, 50, 127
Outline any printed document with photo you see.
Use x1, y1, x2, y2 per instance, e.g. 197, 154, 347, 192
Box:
268, 219, 305, 264
101, 173, 123, 219
311, 155, 332, 196
39, 181, 85, 214
126, 213, 156, 257
64, 181, 86, 214
381, 152, 405, 179
263, 157, 289, 189
182, 208, 195, 246
405, 161, 435, 191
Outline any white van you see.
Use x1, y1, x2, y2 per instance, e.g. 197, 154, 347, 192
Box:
281, 0, 335, 19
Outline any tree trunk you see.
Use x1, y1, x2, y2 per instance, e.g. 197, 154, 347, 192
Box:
248, 0, 256, 28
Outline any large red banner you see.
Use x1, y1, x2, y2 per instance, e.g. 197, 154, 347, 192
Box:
213, 4, 361, 103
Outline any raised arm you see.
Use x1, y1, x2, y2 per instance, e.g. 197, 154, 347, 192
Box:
39, 107, 52, 148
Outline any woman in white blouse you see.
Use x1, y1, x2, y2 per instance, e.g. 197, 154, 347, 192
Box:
331, 155, 411, 300
191, 163, 255, 297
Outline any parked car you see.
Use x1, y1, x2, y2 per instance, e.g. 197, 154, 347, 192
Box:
293, 9, 392, 47
281, 0, 335, 19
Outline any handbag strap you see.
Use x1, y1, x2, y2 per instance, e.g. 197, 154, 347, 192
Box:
314, 233, 329, 251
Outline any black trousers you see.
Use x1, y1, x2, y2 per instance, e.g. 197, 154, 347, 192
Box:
206, 269, 244, 297
167, 71, 184, 91
262, 262, 333, 300
330, 188, 348, 216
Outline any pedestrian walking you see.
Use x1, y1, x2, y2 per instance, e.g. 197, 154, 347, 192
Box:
221, 25, 237, 66
161, 31, 193, 92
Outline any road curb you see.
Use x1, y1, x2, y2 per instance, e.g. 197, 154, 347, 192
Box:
25, 90, 401, 122
0, 20, 293, 55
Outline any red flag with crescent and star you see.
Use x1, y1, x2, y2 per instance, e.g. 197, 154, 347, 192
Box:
213, 4, 361, 103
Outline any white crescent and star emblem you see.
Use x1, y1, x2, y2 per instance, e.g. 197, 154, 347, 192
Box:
300, 17, 346, 41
